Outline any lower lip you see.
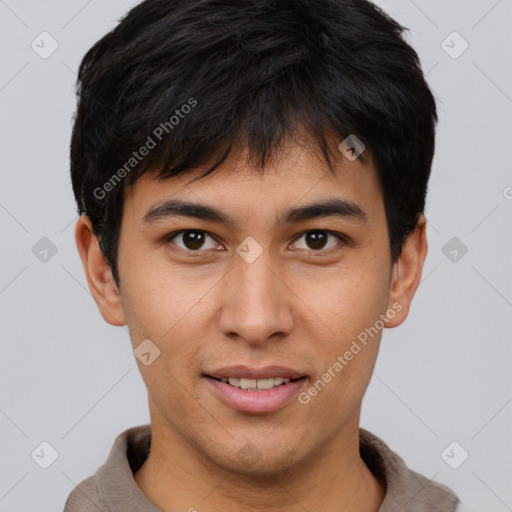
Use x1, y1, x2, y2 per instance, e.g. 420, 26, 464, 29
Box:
204, 377, 307, 413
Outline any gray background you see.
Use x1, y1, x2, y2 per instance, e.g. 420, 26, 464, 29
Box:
1, 0, 511, 510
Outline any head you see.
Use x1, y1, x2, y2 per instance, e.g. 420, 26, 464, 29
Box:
72, 0, 435, 475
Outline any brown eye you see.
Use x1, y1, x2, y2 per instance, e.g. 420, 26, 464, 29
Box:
182, 231, 205, 250
167, 230, 221, 251
292, 230, 343, 251
305, 231, 328, 250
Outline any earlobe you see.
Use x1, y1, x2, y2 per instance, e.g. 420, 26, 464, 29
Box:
385, 214, 428, 328
75, 216, 126, 326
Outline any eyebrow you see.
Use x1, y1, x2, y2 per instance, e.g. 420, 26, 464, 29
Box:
142, 198, 368, 227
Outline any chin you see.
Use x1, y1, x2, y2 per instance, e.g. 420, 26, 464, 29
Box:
203, 441, 305, 477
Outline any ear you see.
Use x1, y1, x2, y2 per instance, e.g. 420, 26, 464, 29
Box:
75, 215, 126, 326
385, 213, 428, 328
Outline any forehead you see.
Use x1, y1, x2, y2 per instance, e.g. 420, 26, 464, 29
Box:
123, 141, 383, 224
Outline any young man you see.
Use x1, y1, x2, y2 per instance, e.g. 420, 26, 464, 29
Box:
64, 0, 461, 510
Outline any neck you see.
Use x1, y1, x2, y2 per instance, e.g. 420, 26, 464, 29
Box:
134, 413, 385, 512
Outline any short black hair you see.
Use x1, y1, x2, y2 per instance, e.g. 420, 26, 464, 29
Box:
70, 0, 438, 285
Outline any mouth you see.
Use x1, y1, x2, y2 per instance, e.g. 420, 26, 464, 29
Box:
208, 376, 303, 391
203, 366, 308, 413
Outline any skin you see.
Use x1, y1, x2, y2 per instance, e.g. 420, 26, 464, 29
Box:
76, 137, 428, 512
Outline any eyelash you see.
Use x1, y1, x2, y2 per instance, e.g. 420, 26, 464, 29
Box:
162, 229, 348, 254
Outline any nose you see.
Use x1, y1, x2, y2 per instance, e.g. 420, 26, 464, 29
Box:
217, 255, 295, 346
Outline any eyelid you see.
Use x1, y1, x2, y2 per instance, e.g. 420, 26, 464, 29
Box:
290, 230, 348, 252
162, 228, 349, 253
162, 229, 224, 251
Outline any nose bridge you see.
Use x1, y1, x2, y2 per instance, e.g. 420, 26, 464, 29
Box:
218, 253, 294, 343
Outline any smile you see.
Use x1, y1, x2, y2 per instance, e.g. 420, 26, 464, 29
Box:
204, 374, 307, 413
213, 376, 293, 391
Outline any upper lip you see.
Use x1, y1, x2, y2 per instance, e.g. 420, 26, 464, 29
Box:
205, 365, 307, 380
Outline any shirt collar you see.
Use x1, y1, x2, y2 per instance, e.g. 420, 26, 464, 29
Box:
95, 424, 459, 512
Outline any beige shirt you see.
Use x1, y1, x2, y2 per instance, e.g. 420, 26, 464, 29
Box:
63, 424, 460, 511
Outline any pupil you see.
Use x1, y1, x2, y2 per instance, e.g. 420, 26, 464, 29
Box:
306, 231, 327, 250
184, 231, 204, 250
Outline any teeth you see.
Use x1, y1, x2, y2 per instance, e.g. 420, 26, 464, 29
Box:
257, 378, 276, 390
224, 377, 292, 391
239, 378, 257, 389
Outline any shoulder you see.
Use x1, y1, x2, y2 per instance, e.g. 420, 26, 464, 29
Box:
63, 474, 108, 512
62, 424, 153, 512
359, 428, 460, 512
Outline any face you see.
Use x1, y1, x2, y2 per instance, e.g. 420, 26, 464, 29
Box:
77, 139, 426, 476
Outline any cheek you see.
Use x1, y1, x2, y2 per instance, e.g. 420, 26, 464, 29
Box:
119, 264, 217, 387
119, 253, 215, 342
290, 258, 389, 404
290, 258, 390, 344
